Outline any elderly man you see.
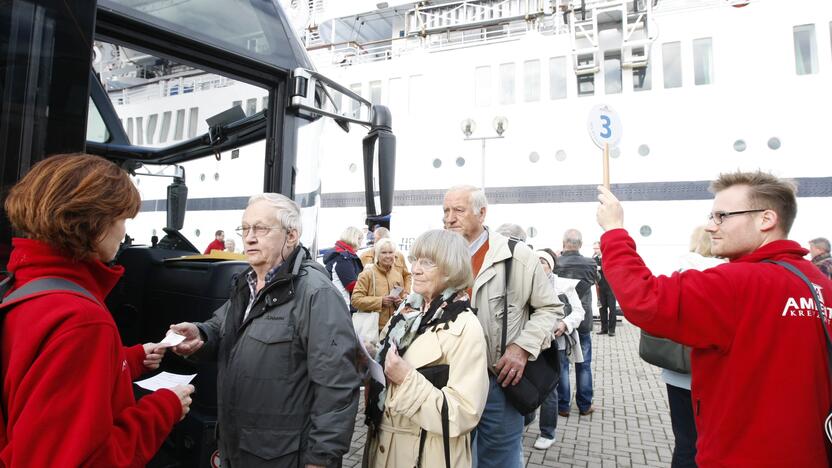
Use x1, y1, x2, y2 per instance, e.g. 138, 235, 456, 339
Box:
809, 237, 832, 279
443, 185, 562, 468
171, 193, 360, 468
597, 171, 832, 466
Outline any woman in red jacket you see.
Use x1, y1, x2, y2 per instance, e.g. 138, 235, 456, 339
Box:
0, 154, 193, 467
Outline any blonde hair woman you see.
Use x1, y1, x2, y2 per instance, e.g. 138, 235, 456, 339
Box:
364, 230, 489, 468
351, 238, 408, 334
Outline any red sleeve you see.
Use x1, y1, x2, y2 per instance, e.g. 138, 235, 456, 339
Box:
4, 323, 181, 468
124, 344, 148, 380
601, 229, 738, 350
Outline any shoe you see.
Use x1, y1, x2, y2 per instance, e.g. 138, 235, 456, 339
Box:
533, 436, 555, 450
557, 410, 570, 417
609, 331, 616, 336
596, 330, 608, 335
579, 406, 595, 416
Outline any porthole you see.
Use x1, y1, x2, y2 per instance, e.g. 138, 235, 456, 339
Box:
200, 173, 206, 181
214, 172, 220, 181
733, 139, 747, 152
194, 229, 201, 237
638, 144, 650, 157
231, 149, 240, 159
767, 137, 781, 150
610, 147, 621, 159
527, 226, 538, 238
348, 163, 357, 173
639, 225, 652, 237
529, 151, 540, 163
555, 150, 567, 162
455, 157, 466, 167
432, 158, 442, 168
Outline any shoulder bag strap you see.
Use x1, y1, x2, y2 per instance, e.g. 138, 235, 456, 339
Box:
442, 393, 450, 468
1, 277, 100, 308
501, 239, 516, 355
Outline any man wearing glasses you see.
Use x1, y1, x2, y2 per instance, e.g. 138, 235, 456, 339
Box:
596, 171, 832, 467
170, 193, 360, 468
443, 185, 562, 468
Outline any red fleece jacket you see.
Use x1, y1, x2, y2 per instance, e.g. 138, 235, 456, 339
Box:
601, 229, 832, 467
1, 239, 181, 467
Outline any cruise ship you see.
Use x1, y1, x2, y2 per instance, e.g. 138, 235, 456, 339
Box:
101, 0, 832, 274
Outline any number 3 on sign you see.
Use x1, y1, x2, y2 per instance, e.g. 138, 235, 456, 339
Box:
587, 105, 622, 149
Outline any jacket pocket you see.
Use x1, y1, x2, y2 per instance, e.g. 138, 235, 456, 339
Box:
239, 427, 300, 460
246, 322, 295, 377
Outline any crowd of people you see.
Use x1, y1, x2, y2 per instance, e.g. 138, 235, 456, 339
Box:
1, 154, 831, 468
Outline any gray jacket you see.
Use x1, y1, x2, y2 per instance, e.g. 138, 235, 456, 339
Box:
195, 245, 360, 467
555, 250, 598, 334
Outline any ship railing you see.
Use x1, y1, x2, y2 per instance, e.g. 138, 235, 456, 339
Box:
111, 74, 236, 105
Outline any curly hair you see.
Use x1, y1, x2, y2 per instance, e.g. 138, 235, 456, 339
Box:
4, 153, 141, 260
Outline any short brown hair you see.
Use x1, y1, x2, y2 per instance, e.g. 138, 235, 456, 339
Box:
4, 153, 141, 260
709, 170, 798, 234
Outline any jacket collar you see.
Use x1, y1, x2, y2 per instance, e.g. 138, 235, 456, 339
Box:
7, 238, 124, 304
730, 239, 809, 264
236, 245, 312, 326
472, 229, 513, 294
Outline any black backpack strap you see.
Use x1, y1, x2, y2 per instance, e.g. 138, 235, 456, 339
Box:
0, 277, 100, 309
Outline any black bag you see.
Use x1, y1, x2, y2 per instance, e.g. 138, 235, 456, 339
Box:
414, 364, 451, 468
763, 260, 832, 447
638, 330, 691, 374
499, 240, 560, 416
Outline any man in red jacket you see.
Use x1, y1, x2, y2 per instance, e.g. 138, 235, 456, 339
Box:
596, 170, 832, 467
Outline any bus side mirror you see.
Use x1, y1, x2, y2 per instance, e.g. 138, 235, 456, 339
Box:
362, 105, 395, 228
166, 166, 188, 231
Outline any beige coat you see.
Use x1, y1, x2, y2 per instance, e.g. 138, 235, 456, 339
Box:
366, 310, 489, 468
351, 264, 407, 330
471, 229, 564, 368
360, 249, 412, 294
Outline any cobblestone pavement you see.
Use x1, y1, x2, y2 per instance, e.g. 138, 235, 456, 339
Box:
344, 319, 675, 467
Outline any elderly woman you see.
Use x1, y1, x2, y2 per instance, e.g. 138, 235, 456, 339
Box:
0, 154, 192, 466
323, 226, 365, 312
351, 238, 408, 334
364, 229, 489, 468
532, 249, 585, 450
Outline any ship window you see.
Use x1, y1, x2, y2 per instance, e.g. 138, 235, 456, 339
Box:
126, 117, 134, 143
388, 77, 405, 113
369, 81, 382, 105
409, 75, 425, 115
793, 24, 818, 75
475, 66, 491, 107
733, 139, 747, 152
146, 114, 158, 144
524, 60, 541, 102
639, 225, 652, 237
432, 158, 442, 168
529, 151, 540, 163
456, 157, 466, 167
136, 116, 144, 145
633, 48, 652, 91
768, 137, 781, 150
549, 57, 567, 100
246, 98, 257, 116
174, 109, 185, 141
576, 56, 594, 96
663, 42, 682, 88
610, 147, 621, 159
232, 100, 242, 110
604, 51, 622, 94
159, 111, 171, 143
638, 144, 650, 157
693, 38, 714, 85
499, 63, 516, 105
187, 107, 199, 139
350, 83, 362, 118
555, 149, 567, 161
261, 96, 268, 111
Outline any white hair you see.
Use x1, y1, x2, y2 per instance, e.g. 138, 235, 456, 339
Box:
374, 238, 397, 263
446, 184, 488, 213
563, 228, 582, 249
248, 193, 303, 236
339, 226, 364, 249
496, 223, 527, 241
410, 230, 473, 291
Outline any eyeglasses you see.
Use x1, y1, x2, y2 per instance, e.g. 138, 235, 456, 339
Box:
235, 225, 281, 237
707, 209, 766, 225
407, 256, 437, 270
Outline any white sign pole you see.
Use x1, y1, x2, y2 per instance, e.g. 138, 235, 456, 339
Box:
587, 105, 622, 190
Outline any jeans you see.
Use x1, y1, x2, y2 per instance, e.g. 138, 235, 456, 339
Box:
474, 375, 524, 468
558, 332, 593, 413
667, 384, 698, 468
538, 379, 560, 439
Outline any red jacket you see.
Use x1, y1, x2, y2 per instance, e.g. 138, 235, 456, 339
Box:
203, 239, 225, 254
601, 229, 832, 467
1, 239, 181, 467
